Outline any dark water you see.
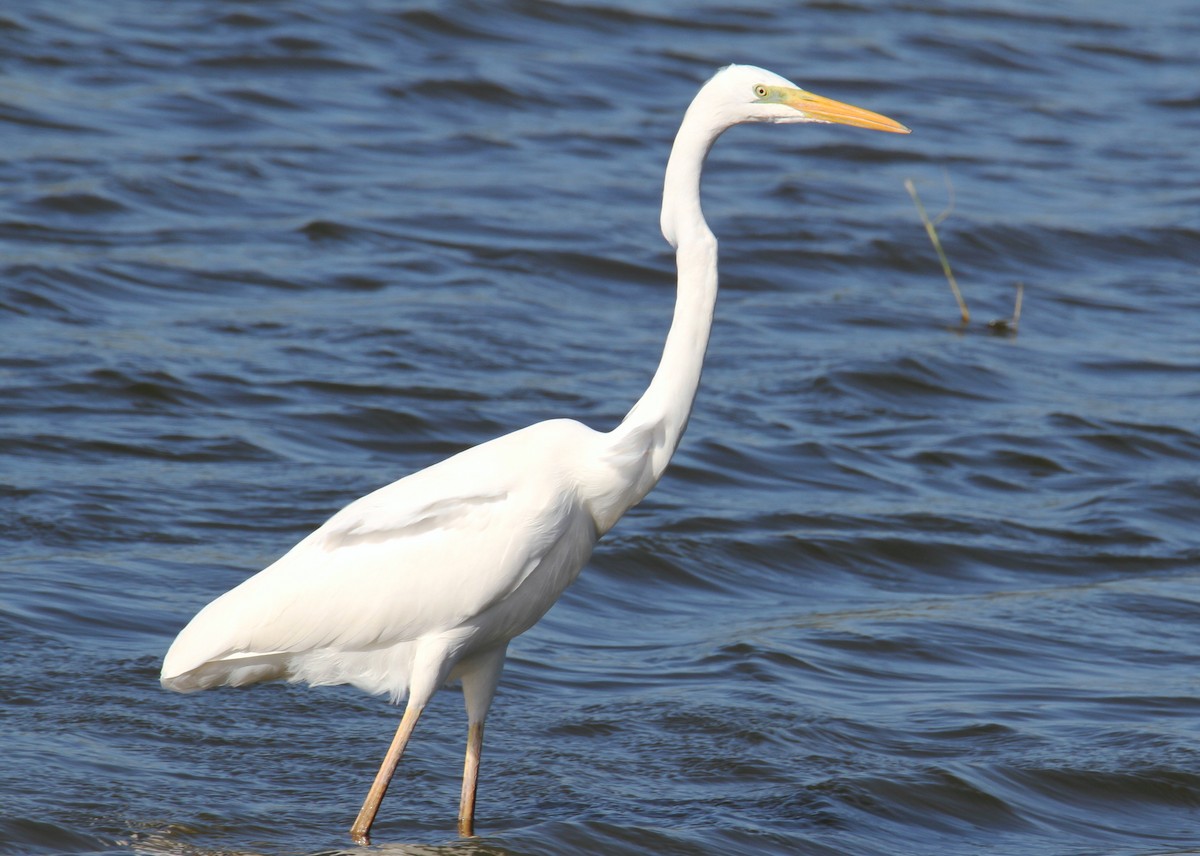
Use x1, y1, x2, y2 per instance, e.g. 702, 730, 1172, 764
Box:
3, 1, 1199, 854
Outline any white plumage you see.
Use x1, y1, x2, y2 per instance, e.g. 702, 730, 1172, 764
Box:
163, 420, 612, 700
161, 64, 908, 843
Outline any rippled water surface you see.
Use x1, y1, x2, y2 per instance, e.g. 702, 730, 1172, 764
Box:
3, 2, 1200, 854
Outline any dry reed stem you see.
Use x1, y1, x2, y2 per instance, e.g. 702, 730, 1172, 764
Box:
905, 178, 969, 325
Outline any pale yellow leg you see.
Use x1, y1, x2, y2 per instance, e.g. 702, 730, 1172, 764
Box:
349, 703, 424, 845
457, 721, 485, 837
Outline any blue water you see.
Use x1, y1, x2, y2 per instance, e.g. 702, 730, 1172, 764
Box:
3, 2, 1199, 854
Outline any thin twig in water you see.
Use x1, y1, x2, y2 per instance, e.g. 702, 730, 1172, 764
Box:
988, 283, 1025, 335
905, 178, 969, 325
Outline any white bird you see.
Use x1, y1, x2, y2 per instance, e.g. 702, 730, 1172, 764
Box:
161, 64, 909, 843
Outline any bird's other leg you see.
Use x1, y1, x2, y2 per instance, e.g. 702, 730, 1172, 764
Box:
456, 645, 507, 837
349, 700, 425, 845
458, 720, 485, 837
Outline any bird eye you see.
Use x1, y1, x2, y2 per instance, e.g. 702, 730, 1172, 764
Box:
754, 85, 768, 98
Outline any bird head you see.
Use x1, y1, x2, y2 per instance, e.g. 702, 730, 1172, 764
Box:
703, 64, 910, 134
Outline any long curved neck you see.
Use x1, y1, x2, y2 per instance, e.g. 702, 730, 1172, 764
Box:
595, 96, 729, 523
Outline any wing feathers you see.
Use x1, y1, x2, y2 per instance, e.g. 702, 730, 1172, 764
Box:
162, 420, 605, 692
320, 491, 509, 549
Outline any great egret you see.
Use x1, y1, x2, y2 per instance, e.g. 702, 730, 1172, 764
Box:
161, 64, 909, 843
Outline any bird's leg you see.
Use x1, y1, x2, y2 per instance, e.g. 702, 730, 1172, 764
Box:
349, 701, 424, 845
457, 720, 485, 836
455, 644, 506, 838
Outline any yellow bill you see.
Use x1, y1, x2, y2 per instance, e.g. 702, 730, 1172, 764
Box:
773, 87, 911, 134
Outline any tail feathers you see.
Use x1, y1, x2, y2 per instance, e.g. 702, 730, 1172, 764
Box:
160, 651, 290, 693
160, 643, 419, 703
